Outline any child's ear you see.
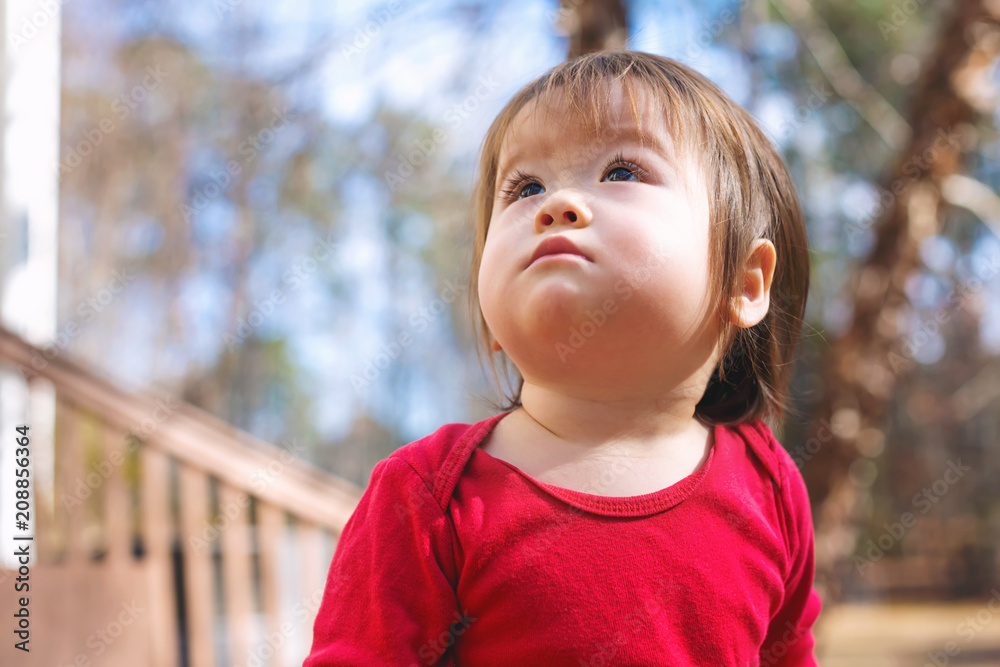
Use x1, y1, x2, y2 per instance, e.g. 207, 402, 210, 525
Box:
728, 238, 777, 328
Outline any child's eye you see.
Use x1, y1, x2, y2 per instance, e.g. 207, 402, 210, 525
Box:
519, 182, 544, 198
605, 166, 639, 182
602, 152, 647, 183
499, 170, 545, 201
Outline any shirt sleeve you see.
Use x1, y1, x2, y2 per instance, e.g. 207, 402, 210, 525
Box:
759, 445, 824, 667
303, 455, 462, 667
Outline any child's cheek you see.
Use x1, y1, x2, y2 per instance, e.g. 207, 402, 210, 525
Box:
613, 279, 633, 301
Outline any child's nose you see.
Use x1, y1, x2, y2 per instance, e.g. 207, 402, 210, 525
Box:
534, 191, 591, 229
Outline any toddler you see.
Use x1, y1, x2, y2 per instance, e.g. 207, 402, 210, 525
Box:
304, 50, 821, 666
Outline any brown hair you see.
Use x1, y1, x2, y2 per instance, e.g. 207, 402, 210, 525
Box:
466, 50, 810, 429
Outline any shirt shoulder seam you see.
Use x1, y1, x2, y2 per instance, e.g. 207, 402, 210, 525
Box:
383, 453, 460, 591
771, 441, 799, 580
386, 451, 449, 514
744, 420, 797, 577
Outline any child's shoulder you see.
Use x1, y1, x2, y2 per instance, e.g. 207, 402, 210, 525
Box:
727, 419, 814, 544
726, 418, 802, 495
381, 411, 506, 505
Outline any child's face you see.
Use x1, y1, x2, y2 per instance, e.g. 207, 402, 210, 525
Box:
478, 82, 724, 397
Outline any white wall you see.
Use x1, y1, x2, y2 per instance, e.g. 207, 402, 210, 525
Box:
0, 0, 61, 569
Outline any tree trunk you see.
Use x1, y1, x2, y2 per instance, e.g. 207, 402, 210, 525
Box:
559, 0, 628, 59
801, 0, 1000, 604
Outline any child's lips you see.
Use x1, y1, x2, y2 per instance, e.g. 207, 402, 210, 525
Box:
526, 235, 593, 268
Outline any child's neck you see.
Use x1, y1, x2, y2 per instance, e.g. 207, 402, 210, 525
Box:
518, 381, 706, 451
480, 383, 714, 497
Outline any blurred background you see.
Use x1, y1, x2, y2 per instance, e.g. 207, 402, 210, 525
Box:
0, 0, 999, 665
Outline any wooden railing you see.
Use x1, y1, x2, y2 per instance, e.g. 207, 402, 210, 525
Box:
0, 325, 363, 666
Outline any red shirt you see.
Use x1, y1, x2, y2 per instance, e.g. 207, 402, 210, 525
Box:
304, 410, 822, 666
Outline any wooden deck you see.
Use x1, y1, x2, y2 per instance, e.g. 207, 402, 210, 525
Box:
816, 600, 1000, 666
6, 323, 1000, 665
0, 325, 363, 666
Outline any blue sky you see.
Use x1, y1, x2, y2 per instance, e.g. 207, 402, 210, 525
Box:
61, 0, 1000, 444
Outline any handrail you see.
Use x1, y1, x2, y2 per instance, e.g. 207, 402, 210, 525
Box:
0, 324, 363, 530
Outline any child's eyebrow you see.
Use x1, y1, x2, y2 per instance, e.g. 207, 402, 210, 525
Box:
494, 120, 681, 193
608, 122, 676, 161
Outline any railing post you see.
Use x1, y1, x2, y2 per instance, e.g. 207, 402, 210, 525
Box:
298, 519, 327, 657
257, 501, 288, 667
179, 467, 215, 667
57, 400, 88, 562
141, 446, 179, 667
220, 483, 254, 667
102, 420, 132, 562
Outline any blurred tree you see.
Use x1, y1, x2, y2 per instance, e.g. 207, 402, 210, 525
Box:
54, 0, 1000, 601
58, 1, 497, 486
558, 0, 628, 58
59, 12, 353, 465
783, 0, 1000, 604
